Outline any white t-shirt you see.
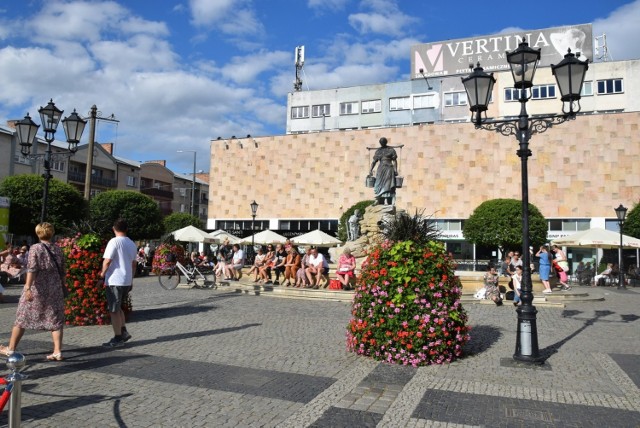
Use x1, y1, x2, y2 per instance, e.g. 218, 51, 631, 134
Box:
103, 236, 138, 286
309, 253, 328, 269
232, 249, 245, 265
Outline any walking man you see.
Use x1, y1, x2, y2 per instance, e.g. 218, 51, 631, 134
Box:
100, 218, 137, 348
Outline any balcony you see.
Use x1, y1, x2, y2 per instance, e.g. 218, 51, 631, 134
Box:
141, 187, 173, 199
68, 171, 117, 188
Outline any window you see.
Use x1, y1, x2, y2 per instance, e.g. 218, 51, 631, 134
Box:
548, 219, 590, 231
433, 220, 463, 231
597, 78, 623, 95
581, 81, 593, 97
444, 91, 467, 106
180, 203, 186, 213
339, 101, 359, 115
312, 104, 330, 117
504, 88, 524, 102
51, 160, 65, 172
531, 84, 556, 99
126, 175, 136, 187
13, 154, 31, 165
413, 94, 436, 109
361, 99, 381, 114
389, 96, 411, 111
179, 188, 186, 197
291, 106, 309, 119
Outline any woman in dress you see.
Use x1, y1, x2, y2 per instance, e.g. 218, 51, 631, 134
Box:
283, 247, 301, 287
536, 245, 553, 294
0, 223, 66, 360
295, 247, 312, 288
551, 245, 571, 290
336, 247, 356, 290
483, 265, 502, 306
369, 137, 398, 205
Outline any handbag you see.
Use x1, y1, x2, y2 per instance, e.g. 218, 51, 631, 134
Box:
42, 243, 69, 297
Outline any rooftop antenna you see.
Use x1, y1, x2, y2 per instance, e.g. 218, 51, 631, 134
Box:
594, 34, 612, 62
418, 68, 433, 90
294, 45, 305, 91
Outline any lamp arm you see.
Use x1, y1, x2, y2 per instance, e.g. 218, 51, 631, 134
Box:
474, 113, 576, 137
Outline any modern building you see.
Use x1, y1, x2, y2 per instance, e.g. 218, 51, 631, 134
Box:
208, 24, 640, 269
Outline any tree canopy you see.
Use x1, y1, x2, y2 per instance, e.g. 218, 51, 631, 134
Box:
623, 200, 640, 239
163, 212, 202, 233
0, 174, 87, 236
463, 198, 547, 251
89, 190, 163, 240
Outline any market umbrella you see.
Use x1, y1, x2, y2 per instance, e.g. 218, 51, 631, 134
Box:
171, 225, 215, 243
291, 229, 343, 247
207, 230, 241, 244
551, 228, 640, 249
238, 230, 288, 245
552, 227, 640, 279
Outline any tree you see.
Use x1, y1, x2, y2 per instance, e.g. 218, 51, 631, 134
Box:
163, 212, 202, 233
89, 190, 163, 240
463, 198, 547, 251
0, 174, 87, 236
623, 200, 640, 239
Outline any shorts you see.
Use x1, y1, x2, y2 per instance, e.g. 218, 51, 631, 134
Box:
232, 264, 243, 270
106, 285, 132, 313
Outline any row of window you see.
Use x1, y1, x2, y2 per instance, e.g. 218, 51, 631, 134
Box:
291, 78, 625, 119
14, 154, 66, 172
217, 219, 339, 232
434, 219, 607, 233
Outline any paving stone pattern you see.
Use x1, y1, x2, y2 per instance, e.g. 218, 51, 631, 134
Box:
0, 278, 637, 427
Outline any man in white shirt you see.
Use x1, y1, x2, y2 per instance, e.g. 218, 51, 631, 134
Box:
100, 219, 138, 348
305, 247, 329, 288
230, 244, 245, 281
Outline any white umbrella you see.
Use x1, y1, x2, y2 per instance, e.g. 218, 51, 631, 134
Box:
291, 230, 343, 247
238, 230, 288, 245
171, 225, 214, 243
551, 228, 640, 249
207, 230, 241, 244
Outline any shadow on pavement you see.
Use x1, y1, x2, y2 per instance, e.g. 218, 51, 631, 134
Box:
539, 309, 618, 362
463, 325, 502, 356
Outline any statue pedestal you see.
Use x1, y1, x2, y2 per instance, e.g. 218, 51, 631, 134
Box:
348, 204, 397, 258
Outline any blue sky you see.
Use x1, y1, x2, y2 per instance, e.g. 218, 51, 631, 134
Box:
1, 0, 639, 175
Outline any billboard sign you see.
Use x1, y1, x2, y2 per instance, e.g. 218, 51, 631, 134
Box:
411, 24, 593, 78
0, 197, 9, 248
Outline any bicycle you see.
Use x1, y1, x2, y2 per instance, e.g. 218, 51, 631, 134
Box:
157, 259, 216, 290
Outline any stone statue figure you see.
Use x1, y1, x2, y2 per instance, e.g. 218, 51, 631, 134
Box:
369, 137, 398, 205
347, 209, 361, 241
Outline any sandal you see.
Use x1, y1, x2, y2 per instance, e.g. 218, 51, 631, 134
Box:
46, 353, 63, 361
0, 345, 14, 357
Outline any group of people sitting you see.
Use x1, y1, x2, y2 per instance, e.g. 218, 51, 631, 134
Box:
189, 239, 357, 290
0, 244, 28, 282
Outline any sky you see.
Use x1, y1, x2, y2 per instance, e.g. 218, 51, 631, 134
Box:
1, 0, 639, 175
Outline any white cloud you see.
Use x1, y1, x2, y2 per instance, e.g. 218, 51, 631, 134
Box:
220, 50, 291, 85
188, 0, 263, 36
593, 0, 640, 61
308, 0, 350, 12
348, 0, 418, 36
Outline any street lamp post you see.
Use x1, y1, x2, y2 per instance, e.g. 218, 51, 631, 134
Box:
15, 99, 87, 223
250, 200, 259, 261
177, 150, 197, 217
462, 41, 589, 363
615, 204, 628, 290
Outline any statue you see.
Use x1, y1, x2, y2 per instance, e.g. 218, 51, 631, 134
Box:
369, 137, 398, 205
347, 209, 361, 241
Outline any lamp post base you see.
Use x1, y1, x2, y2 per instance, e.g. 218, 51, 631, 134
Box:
513, 304, 544, 364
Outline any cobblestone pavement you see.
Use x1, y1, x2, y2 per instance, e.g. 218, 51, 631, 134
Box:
0, 278, 638, 427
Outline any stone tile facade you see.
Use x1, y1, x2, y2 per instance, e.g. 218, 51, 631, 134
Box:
208, 111, 639, 225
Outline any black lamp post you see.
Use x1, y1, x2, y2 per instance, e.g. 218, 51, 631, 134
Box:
614, 204, 628, 290
15, 100, 87, 223
250, 199, 259, 249
462, 41, 589, 363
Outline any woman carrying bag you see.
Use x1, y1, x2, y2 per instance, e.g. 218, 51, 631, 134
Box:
0, 223, 67, 361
